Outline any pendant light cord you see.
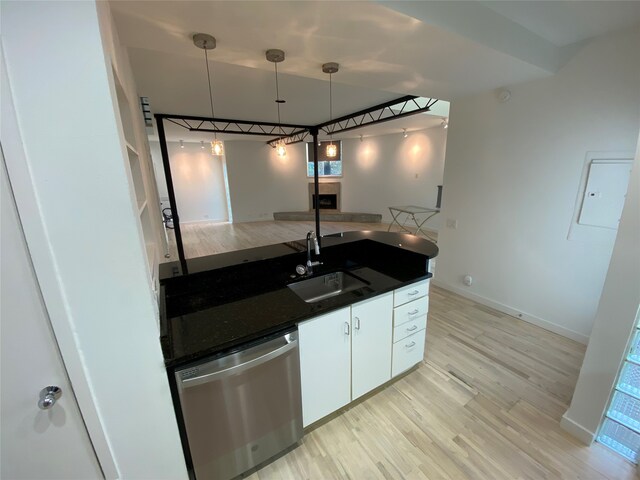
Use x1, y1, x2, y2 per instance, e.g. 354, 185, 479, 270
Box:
274, 62, 284, 136
204, 47, 218, 141
329, 72, 333, 141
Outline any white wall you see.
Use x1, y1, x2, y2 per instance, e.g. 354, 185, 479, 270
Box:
150, 141, 229, 223
2, 2, 187, 478
435, 26, 640, 343
224, 140, 309, 222
561, 135, 640, 444
219, 127, 447, 225
341, 128, 447, 226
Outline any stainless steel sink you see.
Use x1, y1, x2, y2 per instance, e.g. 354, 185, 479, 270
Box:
287, 271, 368, 303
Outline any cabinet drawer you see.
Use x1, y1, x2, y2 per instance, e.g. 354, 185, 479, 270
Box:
392, 329, 426, 377
393, 315, 427, 343
393, 296, 429, 327
394, 279, 429, 307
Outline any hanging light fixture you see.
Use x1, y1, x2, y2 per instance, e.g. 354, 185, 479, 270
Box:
322, 62, 339, 158
266, 49, 287, 158
403, 128, 408, 138
200, 141, 205, 149
180, 140, 185, 148
442, 118, 449, 129
193, 33, 224, 156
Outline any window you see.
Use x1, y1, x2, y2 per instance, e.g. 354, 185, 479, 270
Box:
597, 310, 640, 463
306, 141, 342, 177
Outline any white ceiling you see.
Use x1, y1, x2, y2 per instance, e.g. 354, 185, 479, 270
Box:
111, 0, 640, 141
481, 0, 640, 46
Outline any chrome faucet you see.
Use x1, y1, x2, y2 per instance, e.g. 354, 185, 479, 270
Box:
297, 231, 322, 275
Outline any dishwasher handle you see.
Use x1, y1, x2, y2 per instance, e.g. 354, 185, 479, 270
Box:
179, 338, 298, 388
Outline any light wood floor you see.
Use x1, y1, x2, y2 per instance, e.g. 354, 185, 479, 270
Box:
167, 221, 635, 479
244, 287, 635, 480
164, 220, 428, 261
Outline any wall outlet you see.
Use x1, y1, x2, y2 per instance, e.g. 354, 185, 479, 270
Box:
446, 218, 458, 229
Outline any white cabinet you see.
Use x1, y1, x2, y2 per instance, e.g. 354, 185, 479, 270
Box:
352, 293, 393, 400
298, 293, 393, 427
394, 279, 430, 307
298, 307, 351, 427
392, 280, 429, 377
392, 329, 427, 377
298, 279, 429, 427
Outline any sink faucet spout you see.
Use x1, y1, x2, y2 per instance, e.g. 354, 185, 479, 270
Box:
305, 231, 322, 275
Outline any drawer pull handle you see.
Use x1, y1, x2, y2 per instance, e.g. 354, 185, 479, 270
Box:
406, 325, 418, 332
344, 322, 350, 335
408, 290, 420, 296
354, 317, 360, 330
408, 309, 419, 315
406, 341, 416, 348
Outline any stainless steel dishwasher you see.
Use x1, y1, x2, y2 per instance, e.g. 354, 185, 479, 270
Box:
174, 329, 302, 480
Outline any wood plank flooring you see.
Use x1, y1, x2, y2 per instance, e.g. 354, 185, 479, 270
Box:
245, 286, 635, 480
164, 220, 417, 261
166, 221, 635, 479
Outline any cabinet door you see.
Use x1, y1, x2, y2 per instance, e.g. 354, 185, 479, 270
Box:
394, 279, 429, 307
392, 329, 426, 377
298, 307, 351, 427
351, 292, 393, 400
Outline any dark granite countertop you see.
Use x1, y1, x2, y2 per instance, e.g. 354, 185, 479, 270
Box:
160, 231, 438, 369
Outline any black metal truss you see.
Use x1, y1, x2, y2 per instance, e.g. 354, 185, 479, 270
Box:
317, 96, 439, 136
157, 113, 311, 138
156, 95, 439, 149
266, 129, 310, 147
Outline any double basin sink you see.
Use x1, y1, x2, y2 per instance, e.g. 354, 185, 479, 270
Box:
287, 270, 369, 303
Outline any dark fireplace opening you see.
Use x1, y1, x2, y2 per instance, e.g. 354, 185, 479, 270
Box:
312, 194, 338, 210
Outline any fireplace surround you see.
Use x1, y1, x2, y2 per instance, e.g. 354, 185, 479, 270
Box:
308, 182, 340, 211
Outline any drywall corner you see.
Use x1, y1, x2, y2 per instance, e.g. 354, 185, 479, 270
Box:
560, 414, 595, 445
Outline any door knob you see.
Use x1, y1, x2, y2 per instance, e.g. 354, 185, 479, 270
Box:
38, 386, 62, 410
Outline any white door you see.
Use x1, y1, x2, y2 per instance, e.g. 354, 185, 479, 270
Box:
0, 152, 103, 479
579, 161, 633, 229
351, 292, 393, 400
298, 307, 351, 427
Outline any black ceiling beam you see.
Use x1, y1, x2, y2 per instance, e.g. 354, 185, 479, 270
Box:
315, 95, 417, 130
266, 130, 310, 147
156, 113, 311, 131
317, 96, 439, 136
187, 127, 302, 137
156, 95, 439, 147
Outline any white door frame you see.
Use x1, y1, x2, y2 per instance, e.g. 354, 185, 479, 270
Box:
0, 44, 118, 479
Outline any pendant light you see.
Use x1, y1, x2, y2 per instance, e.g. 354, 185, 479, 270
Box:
267, 49, 287, 158
322, 62, 339, 158
193, 33, 224, 156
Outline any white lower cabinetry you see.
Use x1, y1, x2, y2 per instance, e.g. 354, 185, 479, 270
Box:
392, 280, 429, 377
298, 307, 351, 427
298, 280, 429, 427
392, 329, 427, 377
351, 293, 393, 400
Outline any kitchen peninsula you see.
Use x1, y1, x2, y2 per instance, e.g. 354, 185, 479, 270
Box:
160, 231, 437, 367
159, 230, 437, 480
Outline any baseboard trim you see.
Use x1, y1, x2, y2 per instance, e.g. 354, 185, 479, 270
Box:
431, 280, 589, 344
560, 414, 595, 445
